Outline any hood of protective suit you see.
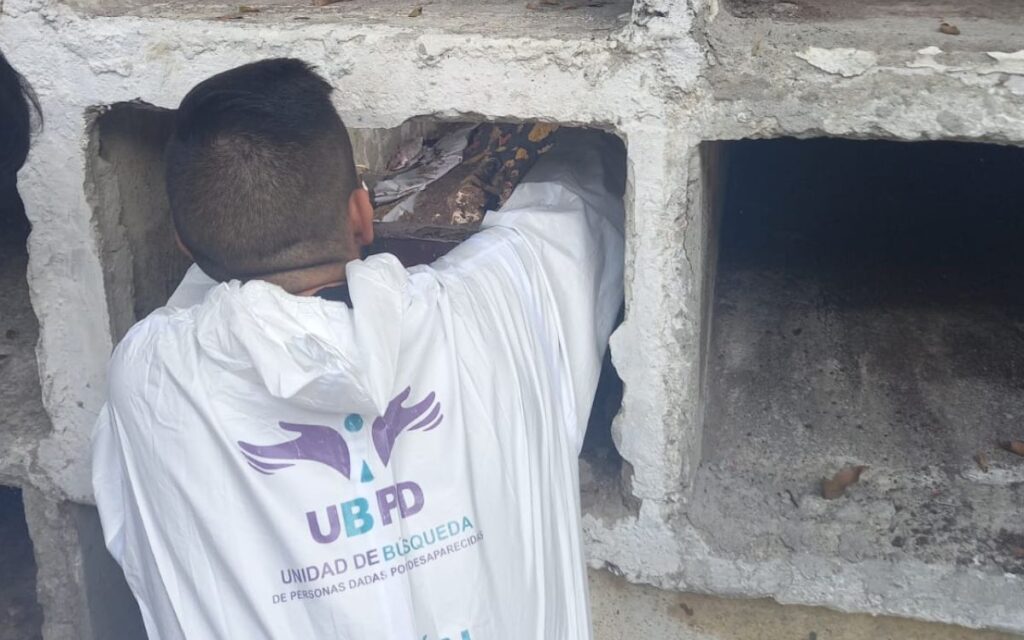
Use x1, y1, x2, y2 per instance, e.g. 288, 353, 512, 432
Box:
168, 254, 409, 417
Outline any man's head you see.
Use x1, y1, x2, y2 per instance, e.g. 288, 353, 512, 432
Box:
166, 58, 373, 284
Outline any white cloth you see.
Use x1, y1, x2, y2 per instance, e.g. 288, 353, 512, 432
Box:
92, 132, 625, 640
373, 125, 476, 217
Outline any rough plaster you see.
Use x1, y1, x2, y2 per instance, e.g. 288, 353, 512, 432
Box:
589, 567, 1021, 640
4, 0, 1024, 633
0, 488, 42, 640
89, 102, 189, 339
0, 231, 53, 494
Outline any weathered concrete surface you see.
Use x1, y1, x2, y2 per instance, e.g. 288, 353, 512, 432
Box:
698, 137, 1024, 573
5, 0, 1024, 633
89, 102, 189, 340
0, 487, 43, 640
0, 224, 53, 494
21, 486, 147, 640
722, 0, 1024, 22
589, 568, 1021, 640
702, 3, 1024, 143
1, 0, 698, 505
588, 137, 1024, 632
21, 486, 97, 640
700, 264, 1024, 572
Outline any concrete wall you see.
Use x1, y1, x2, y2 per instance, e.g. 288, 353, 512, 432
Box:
3, 0, 1024, 635
21, 487, 147, 640
89, 102, 187, 339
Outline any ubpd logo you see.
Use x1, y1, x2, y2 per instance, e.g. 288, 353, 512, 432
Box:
236, 387, 443, 543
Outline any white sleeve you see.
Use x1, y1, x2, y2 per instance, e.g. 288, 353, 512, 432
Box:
435, 131, 626, 450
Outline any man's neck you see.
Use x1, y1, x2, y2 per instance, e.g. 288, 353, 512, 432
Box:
262, 261, 350, 296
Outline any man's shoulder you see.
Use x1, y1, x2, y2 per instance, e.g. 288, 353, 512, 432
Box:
108, 308, 192, 395
115, 307, 185, 354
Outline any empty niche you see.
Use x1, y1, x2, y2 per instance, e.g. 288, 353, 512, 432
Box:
721, 0, 1024, 22
694, 138, 1024, 572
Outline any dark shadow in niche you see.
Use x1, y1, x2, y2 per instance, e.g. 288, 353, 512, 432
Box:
0, 486, 42, 640
696, 137, 1024, 572
721, 0, 1024, 21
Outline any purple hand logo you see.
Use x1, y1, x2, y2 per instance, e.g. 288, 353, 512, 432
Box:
372, 387, 442, 466
238, 387, 443, 480
239, 422, 351, 477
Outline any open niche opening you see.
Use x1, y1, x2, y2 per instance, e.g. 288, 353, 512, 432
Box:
0, 137, 51, 477
722, 0, 1024, 22
693, 138, 1024, 573
89, 107, 629, 511
0, 487, 42, 640
0, 128, 45, 640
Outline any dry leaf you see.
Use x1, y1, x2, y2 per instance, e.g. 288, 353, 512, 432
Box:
1012, 546, 1024, 559
238, 4, 259, 12
939, 22, 960, 36
1001, 441, 1024, 456
974, 453, 990, 472
821, 465, 868, 500
408, 5, 423, 16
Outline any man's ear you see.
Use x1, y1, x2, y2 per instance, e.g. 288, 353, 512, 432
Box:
174, 230, 194, 259
347, 186, 375, 247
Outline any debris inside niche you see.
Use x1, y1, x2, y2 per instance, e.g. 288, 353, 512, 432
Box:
372, 123, 560, 227
821, 464, 868, 499
1001, 440, 1024, 457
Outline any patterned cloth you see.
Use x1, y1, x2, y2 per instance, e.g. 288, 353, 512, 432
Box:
378, 123, 560, 226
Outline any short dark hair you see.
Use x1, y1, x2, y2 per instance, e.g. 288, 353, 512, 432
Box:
166, 58, 358, 281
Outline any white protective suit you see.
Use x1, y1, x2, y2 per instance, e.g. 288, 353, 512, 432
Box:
92, 131, 625, 640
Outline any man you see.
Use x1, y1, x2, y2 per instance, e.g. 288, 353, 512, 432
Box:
93, 58, 624, 639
